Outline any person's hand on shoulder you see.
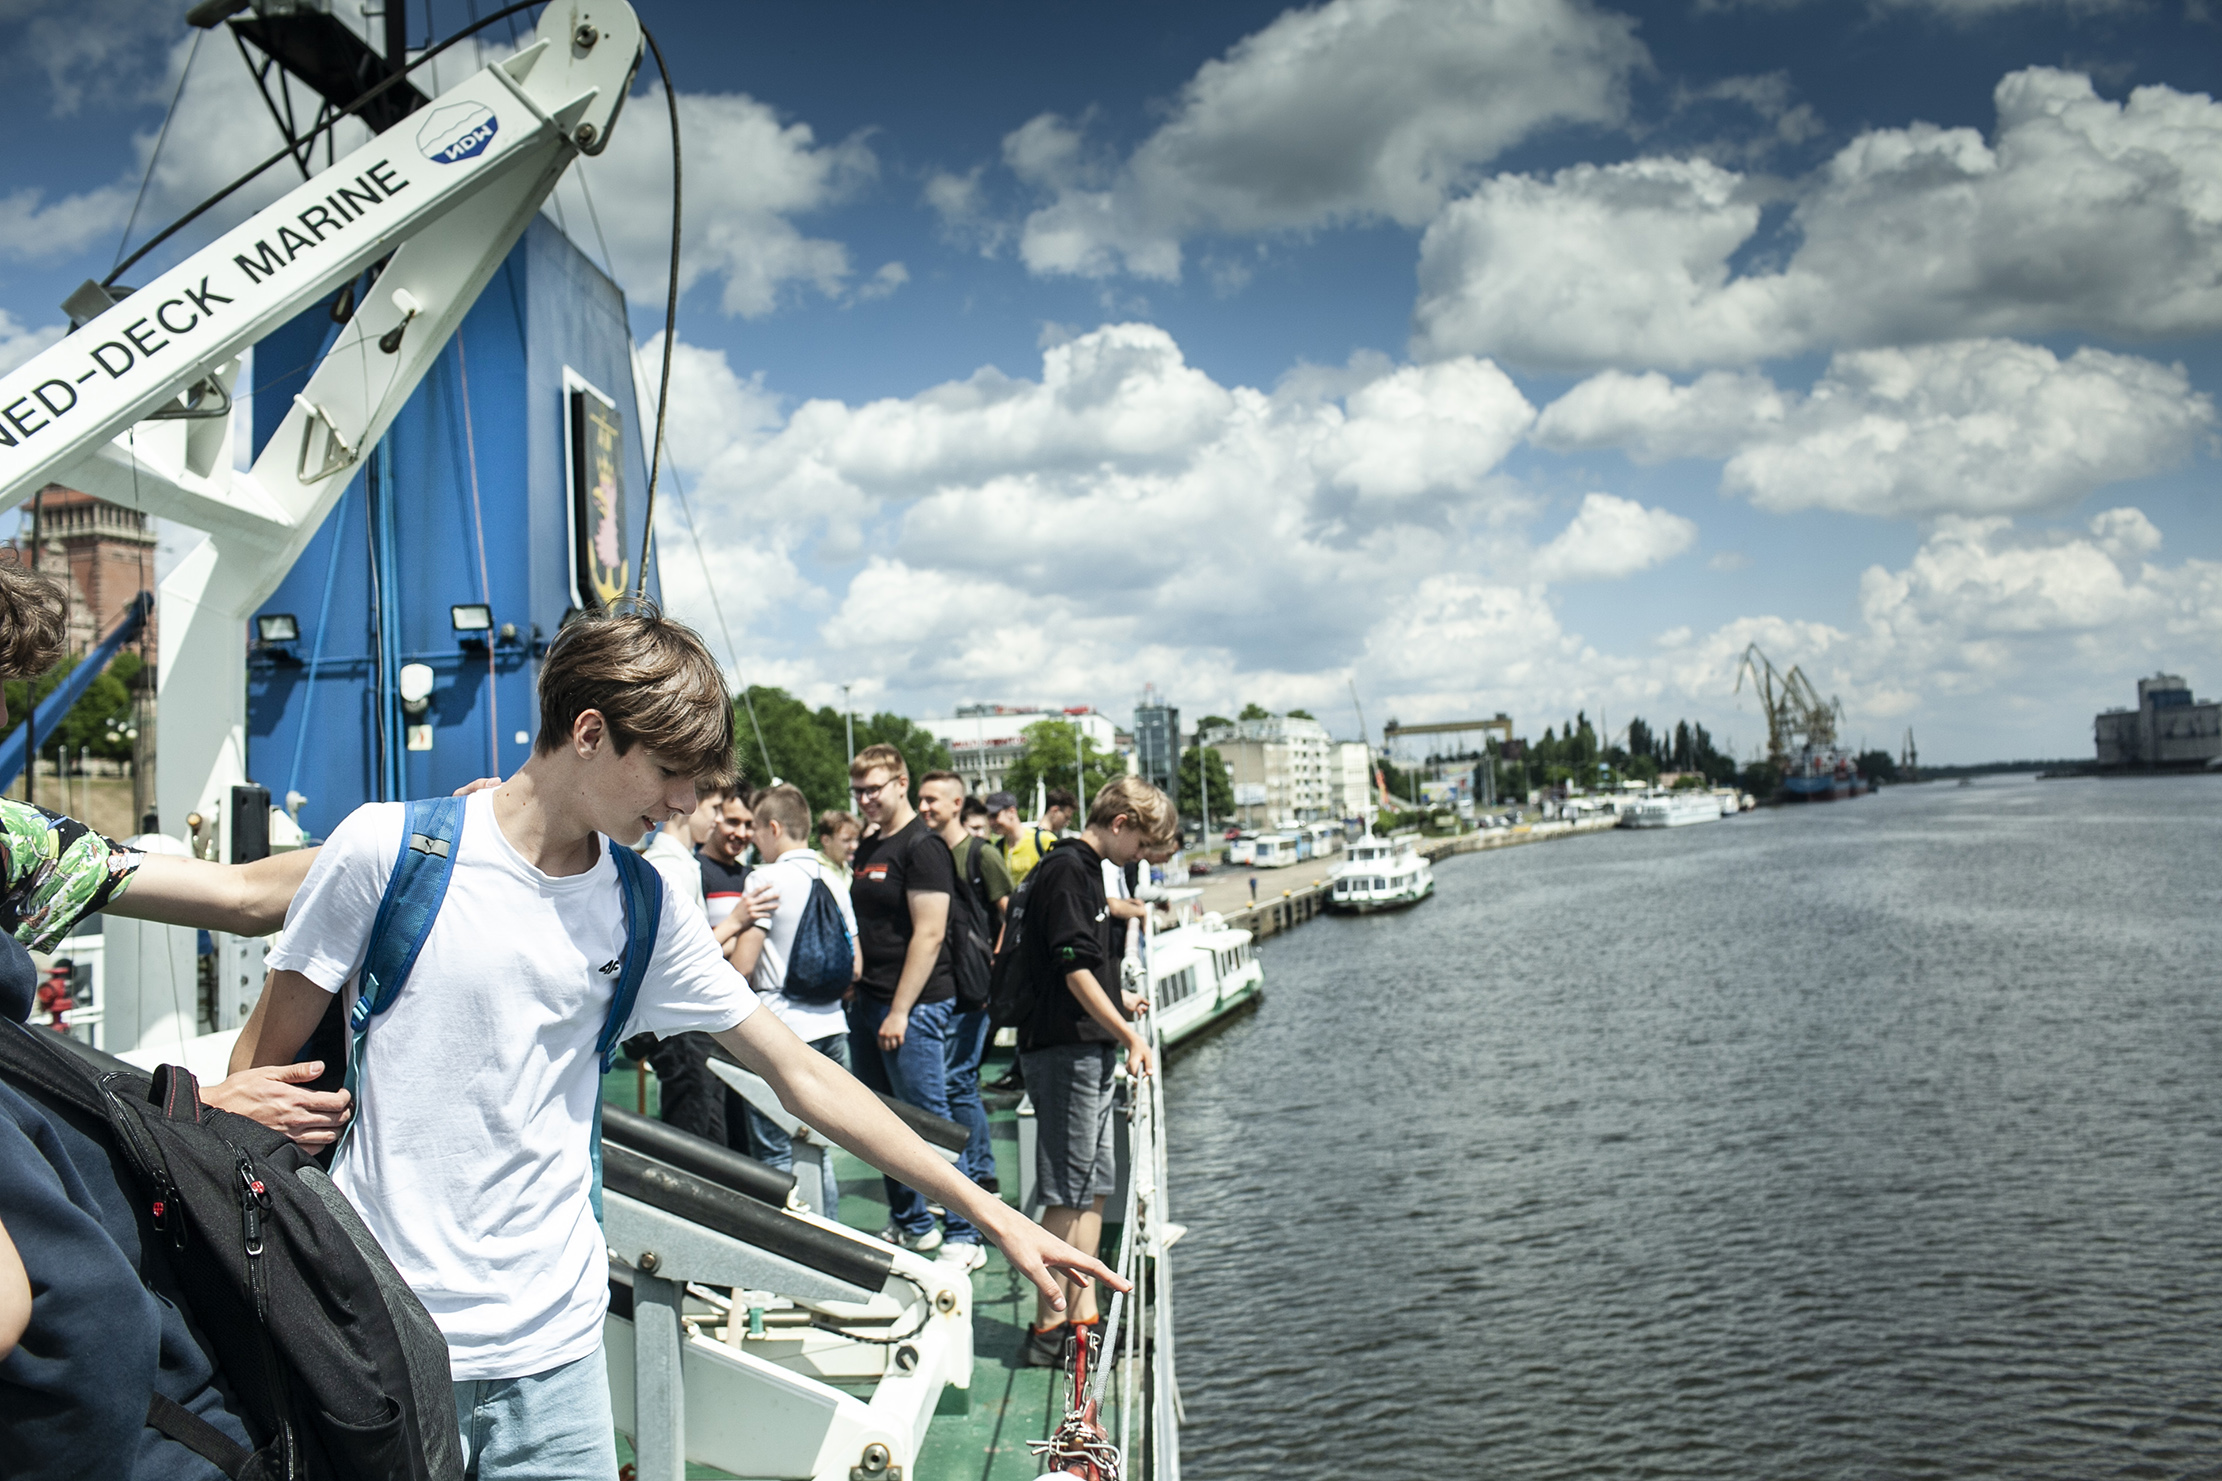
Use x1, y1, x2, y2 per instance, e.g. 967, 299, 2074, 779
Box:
740, 879, 780, 925
203, 1061, 353, 1147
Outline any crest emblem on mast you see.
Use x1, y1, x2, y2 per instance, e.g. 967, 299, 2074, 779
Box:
417, 102, 499, 165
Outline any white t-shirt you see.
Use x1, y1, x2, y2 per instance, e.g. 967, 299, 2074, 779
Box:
266, 791, 756, 1380
746, 848, 857, 1043
642, 828, 707, 918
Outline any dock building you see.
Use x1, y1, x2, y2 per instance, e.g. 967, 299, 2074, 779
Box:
2094, 674, 2222, 770
1201, 713, 1336, 828
1134, 687, 1180, 799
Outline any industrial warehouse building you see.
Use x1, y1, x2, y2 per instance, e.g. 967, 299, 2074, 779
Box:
2094, 674, 2222, 770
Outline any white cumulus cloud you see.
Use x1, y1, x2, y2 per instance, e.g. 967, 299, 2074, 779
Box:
1535, 339, 2214, 519
1532, 493, 1698, 582
1416, 68, 2222, 369
1007, 0, 1645, 280
578, 86, 876, 316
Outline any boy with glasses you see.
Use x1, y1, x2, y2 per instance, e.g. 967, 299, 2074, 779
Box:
845, 746, 969, 1255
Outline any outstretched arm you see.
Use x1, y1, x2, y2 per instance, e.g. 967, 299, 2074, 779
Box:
713, 1010, 1125, 1310
110, 850, 319, 937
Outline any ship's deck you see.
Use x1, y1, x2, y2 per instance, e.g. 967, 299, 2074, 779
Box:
601, 1061, 1074, 1481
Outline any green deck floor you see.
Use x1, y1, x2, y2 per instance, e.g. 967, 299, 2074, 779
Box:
599, 1062, 1077, 1481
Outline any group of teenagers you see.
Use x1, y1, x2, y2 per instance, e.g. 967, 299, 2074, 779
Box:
0, 563, 1162, 1481
628, 727, 1178, 1375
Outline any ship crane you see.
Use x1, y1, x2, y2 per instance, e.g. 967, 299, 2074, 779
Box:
0, 0, 644, 863
1735, 643, 1843, 771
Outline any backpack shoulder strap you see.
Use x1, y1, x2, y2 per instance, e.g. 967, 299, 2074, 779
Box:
352, 797, 465, 1033
338, 797, 462, 1152
600, 842, 665, 1074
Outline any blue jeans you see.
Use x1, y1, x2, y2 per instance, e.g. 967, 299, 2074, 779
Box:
847, 996, 979, 1243
452, 1347, 615, 1480
745, 1030, 850, 1218
945, 1008, 995, 1189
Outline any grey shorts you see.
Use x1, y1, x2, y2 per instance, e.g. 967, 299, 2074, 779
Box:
1021, 1043, 1119, 1209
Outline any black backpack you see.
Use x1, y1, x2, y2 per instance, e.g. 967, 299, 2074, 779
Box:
946, 839, 995, 1013
782, 866, 852, 1006
0, 1020, 463, 1481
985, 869, 1041, 1029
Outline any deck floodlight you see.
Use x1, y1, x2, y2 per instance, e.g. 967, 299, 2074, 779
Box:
451, 603, 493, 633
256, 614, 299, 644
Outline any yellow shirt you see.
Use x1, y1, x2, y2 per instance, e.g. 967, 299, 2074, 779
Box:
1000, 824, 1058, 884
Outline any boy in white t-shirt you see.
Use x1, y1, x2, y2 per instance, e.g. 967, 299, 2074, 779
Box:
737, 784, 857, 1215
228, 610, 1118, 1481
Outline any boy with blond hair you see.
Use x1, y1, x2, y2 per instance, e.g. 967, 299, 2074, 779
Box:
231, 611, 1115, 1479
1016, 778, 1167, 1367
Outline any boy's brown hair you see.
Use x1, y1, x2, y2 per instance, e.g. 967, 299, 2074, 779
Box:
0, 557, 69, 682
848, 742, 907, 781
1088, 777, 1173, 835
816, 809, 861, 843
535, 606, 736, 784
749, 784, 812, 844
917, 769, 964, 794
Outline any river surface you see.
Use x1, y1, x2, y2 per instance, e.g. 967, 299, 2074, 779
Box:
1167, 775, 2222, 1480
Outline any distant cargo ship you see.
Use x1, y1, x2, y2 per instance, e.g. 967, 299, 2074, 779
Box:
1781, 743, 1870, 802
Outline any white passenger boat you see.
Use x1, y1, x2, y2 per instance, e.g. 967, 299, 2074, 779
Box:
1620, 790, 1725, 829
1142, 889, 1265, 1047
1327, 832, 1434, 912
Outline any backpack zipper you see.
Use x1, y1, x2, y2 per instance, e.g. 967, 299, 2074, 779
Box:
235, 1149, 272, 1323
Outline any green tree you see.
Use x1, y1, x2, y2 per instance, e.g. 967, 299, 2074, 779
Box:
1003, 720, 1122, 811
1286, 708, 1314, 720
1177, 744, 1233, 821
3, 651, 144, 775
725, 691, 953, 814
1238, 702, 1271, 721
854, 712, 955, 801
1855, 749, 1898, 784
1195, 714, 1231, 735
729, 687, 850, 815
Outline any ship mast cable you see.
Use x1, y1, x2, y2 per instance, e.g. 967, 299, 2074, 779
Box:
114, 29, 204, 274
108, 0, 546, 288
566, 148, 778, 788
284, 486, 351, 814
453, 336, 501, 771
632, 23, 680, 606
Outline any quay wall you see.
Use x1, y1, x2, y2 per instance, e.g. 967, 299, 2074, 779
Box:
1216, 816, 1620, 944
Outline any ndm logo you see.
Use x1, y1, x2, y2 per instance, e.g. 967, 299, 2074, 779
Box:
417, 102, 499, 165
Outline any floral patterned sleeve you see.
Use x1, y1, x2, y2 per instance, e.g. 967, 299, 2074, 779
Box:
0, 797, 144, 950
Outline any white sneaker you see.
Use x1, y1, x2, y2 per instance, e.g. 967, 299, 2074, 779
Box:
878, 1222, 944, 1254
938, 1240, 987, 1271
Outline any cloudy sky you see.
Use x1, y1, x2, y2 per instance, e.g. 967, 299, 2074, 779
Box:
2, 0, 2219, 763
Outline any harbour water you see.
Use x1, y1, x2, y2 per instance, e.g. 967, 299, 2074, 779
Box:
1169, 774, 2222, 1478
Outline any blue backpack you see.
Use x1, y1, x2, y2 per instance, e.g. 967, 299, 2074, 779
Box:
336, 796, 663, 1217
781, 862, 852, 1005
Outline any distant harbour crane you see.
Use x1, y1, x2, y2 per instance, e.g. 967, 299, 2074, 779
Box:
1735, 644, 1843, 770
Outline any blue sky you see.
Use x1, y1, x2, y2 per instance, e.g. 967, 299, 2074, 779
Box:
3, 0, 2219, 763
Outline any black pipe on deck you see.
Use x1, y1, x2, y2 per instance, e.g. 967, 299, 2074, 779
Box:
601, 1101, 795, 1207
601, 1143, 892, 1295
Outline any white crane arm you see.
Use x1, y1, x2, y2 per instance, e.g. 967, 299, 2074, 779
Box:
0, 0, 642, 561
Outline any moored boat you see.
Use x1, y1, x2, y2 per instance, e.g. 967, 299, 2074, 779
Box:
1327, 831, 1434, 912
1621, 790, 1723, 828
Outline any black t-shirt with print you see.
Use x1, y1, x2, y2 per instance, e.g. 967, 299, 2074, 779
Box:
850, 816, 956, 1004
